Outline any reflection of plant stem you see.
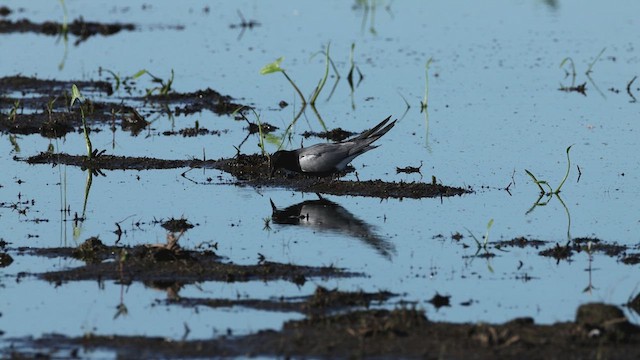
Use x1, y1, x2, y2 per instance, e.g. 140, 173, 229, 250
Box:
82, 171, 93, 219
555, 193, 571, 242
585, 72, 606, 99
310, 43, 331, 106
585, 47, 606, 75
560, 57, 576, 87
278, 105, 306, 151
282, 71, 306, 105
525, 192, 572, 243
58, 0, 69, 70
310, 104, 328, 133
424, 105, 432, 152
583, 246, 596, 294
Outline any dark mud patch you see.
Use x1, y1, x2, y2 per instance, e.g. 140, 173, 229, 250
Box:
0, 75, 113, 96
7, 303, 640, 359
17, 238, 354, 286
302, 128, 357, 142
23, 152, 471, 199
1, 75, 248, 137
0, 18, 134, 45
146, 88, 247, 116
494, 237, 548, 250
166, 286, 396, 316
23, 152, 208, 171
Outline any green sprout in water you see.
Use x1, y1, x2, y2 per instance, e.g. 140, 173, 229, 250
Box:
70, 84, 93, 159
525, 145, 575, 242
7, 100, 20, 122
466, 218, 494, 250
260, 57, 306, 105
309, 42, 331, 106
129, 69, 174, 97
420, 58, 433, 112
525, 145, 573, 196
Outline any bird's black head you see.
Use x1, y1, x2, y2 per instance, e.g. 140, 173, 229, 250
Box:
269, 150, 285, 177
269, 150, 300, 177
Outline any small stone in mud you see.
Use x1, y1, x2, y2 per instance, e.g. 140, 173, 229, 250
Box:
539, 242, 573, 262
161, 218, 194, 232
72, 237, 108, 264
0, 6, 11, 17
0, 252, 13, 267
576, 303, 638, 340
621, 253, 640, 265
428, 293, 451, 309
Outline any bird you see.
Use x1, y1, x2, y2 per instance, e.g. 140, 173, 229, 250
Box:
270, 115, 396, 176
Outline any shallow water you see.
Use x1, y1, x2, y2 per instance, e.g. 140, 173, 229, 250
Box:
1, 0, 640, 347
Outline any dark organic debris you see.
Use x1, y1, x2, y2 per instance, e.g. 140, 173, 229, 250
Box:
558, 82, 587, 96
495, 237, 547, 249
539, 242, 573, 262
428, 293, 451, 309
24, 153, 471, 199
161, 218, 194, 232
9, 303, 640, 359
621, 253, 640, 265
396, 161, 423, 175
539, 238, 631, 264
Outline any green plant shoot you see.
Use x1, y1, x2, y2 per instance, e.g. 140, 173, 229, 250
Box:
260, 57, 306, 105
71, 84, 93, 158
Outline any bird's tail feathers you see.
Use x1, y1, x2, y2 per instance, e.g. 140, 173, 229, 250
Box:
354, 115, 393, 140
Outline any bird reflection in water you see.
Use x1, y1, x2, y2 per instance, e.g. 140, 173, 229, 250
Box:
269, 194, 396, 260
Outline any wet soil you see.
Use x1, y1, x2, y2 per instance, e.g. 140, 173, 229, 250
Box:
23, 152, 471, 199
15, 237, 354, 286
6, 303, 640, 359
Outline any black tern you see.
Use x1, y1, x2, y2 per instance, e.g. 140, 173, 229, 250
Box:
270, 115, 396, 176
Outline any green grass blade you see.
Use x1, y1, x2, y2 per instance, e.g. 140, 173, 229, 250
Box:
260, 57, 284, 75
554, 145, 573, 193
525, 169, 545, 193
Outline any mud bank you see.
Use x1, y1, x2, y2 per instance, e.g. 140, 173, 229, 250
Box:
5, 303, 639, 359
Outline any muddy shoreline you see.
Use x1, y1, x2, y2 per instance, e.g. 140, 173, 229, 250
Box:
6, 303, 640, 359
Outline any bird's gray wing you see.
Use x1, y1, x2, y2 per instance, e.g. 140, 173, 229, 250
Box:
298, 143, 356, 173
